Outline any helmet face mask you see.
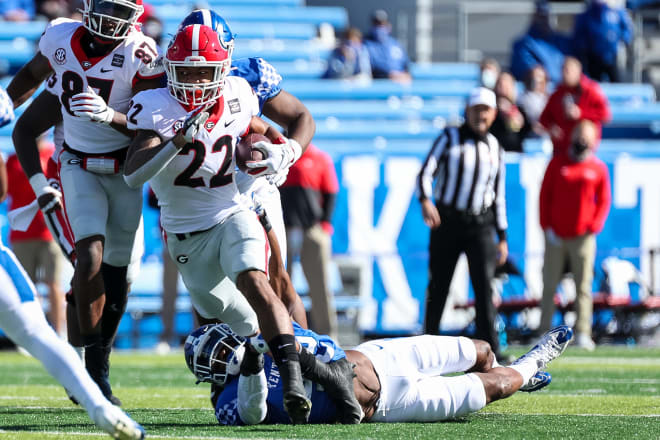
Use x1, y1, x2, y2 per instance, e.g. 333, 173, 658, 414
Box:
165, 24, 231, 108
83, 0, 144, 40
184, 324, 246, 386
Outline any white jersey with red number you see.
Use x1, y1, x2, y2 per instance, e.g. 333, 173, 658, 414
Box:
127, 77, 260, 233
39, 18, 164, 154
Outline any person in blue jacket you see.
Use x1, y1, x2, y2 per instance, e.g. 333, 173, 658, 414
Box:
363, 9, 411, 83
510, 0, 573, 85
572, 0, 633, 82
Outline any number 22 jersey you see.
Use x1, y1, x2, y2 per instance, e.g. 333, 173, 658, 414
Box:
126, 77, 260, 234
38, 18, 164, 154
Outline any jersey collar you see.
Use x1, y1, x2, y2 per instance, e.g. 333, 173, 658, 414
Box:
70, 27, 113, 71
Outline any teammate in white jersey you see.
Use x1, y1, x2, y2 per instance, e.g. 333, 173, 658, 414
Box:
123, 23, 311, 424
7, 0, 164, 404
0, 89, 144, 440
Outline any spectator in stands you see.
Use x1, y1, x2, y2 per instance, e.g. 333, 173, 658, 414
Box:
363, 9, 411, 84
280, 144, 339, 340
138, 3, 164, 46
539, 120, 611, 351
490, 71, 531, 152
510, 0, 572, 85
518, 64, 550, 133
539, 57, 611, 156
573, 0, 633, 82
36, 0, 71, 20
323, 27, 372, 81
479, 58, 500, 90
6, 136, 66, 336
0, 0, 35, 20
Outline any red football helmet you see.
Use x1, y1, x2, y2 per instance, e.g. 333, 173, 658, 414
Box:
165, 24, 231, 108
82, 0, 144, 40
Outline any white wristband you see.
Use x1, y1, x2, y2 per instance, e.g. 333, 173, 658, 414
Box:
29, 173, 50, 197
289, 138, 302, 163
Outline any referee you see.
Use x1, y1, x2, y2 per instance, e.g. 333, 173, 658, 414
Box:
417, 87, 509, 357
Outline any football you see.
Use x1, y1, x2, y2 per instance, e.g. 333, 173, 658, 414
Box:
236, 133, 268, 174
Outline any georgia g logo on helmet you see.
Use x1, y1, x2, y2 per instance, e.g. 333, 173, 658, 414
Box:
164, 24, 232, 110
82, 0, 144, 40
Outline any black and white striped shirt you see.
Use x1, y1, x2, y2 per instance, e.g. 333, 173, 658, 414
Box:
416, 124, 508, 239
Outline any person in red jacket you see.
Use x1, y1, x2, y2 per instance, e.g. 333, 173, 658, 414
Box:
539, 57, 610, 156
6, 138, 66, 336
280, 144, 339, 340
539, 120, 611, 351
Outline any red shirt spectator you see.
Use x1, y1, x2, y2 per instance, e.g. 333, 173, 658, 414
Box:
6, 143, 55, 243
539, 58, 610, 156
280, 144, 338, 234
539, 150, 611, 239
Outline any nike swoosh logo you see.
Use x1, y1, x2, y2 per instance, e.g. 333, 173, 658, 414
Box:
373, 344, 384, 350
100, 68, 112, 73
224, 119, 235, 127
277, 343, 293, 350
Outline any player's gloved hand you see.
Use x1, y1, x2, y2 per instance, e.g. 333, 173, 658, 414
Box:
29, 173, 62, 214
173, 107, 210, 148
246, 137, 302, 177
240, 344, 265, 376
266, 167, 289, 187
70, 87, 115, 125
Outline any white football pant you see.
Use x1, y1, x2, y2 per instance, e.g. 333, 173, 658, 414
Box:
355, 335, 487, 422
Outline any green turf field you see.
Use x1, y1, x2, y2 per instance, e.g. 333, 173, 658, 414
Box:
0, 346, 658, 439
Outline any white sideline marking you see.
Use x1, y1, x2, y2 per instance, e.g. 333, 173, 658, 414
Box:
559, 357, 660, 365
480, 412, 660, 418
0, 430, 291, 440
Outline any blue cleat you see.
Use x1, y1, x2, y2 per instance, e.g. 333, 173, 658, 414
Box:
520, 371, 552, 392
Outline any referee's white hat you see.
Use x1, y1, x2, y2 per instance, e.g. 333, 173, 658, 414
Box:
468, 87, 496, 109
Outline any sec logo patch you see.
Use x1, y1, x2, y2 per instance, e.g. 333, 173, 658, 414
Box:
177, 255, 189, 264
54, 48, 66, 65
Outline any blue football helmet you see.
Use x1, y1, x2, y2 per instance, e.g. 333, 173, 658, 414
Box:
184, 324, 246, 385
178, 9, 235, 59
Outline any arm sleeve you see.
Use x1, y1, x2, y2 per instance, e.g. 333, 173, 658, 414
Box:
237, 371, 268, 425
591, 163, 612, 234
0, 86, 14, 128
416, 130, 448, 201
493, 146, 508, 240
539, 159, 555, 230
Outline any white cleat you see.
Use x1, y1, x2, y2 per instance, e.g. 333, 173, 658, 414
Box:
94, 404, 145, 440
513, 325, 574, 371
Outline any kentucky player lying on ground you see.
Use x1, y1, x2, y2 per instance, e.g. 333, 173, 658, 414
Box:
184, 321, 573, 425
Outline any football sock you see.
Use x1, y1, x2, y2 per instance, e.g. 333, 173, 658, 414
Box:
100, 263, 128, 344
508, 359, 537, 386
268, 334, 299, 365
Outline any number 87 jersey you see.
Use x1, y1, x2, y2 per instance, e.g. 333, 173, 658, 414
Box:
126, 77, 260, 234
38, 18, 163, 154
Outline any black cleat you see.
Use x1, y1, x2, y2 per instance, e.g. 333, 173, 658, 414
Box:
279, 360, 311, 424
315, 358, 362, 424
86, 341, 122, 406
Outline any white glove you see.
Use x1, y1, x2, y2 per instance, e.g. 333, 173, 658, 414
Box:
70, 87, 115, 125
29, 173, 62, 214
245, 137, 302, 177
266, 167, 289, 187
226, 345, 246, 376
177, 108, 210, 144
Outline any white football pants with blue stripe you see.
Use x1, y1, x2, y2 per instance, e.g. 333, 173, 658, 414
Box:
0, 238, 109, 418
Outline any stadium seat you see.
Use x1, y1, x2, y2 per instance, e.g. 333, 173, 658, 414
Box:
0, 20, 47, 40
162, 21, 317, 41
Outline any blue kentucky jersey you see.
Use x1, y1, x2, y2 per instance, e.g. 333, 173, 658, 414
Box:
229, 57, 282, 111
214, 323, 345, 425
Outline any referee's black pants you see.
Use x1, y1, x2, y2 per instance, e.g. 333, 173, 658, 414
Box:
423, 206, 500, 356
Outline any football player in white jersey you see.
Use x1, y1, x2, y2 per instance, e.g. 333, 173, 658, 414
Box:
7, 0, 164, 404
0, 87, 145, 440
123, 24, 311, 424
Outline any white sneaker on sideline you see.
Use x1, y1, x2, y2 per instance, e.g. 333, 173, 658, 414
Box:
573, 333, 596, 351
